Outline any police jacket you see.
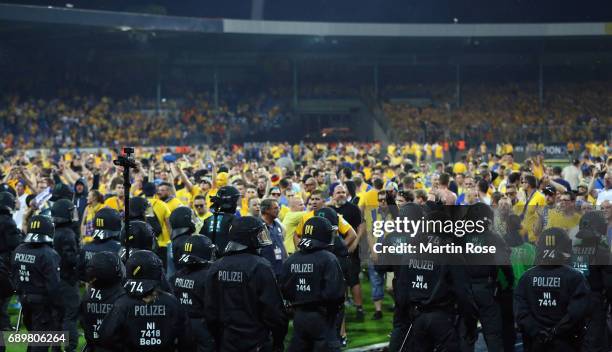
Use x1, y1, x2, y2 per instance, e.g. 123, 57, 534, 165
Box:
463, 230, 514, 286
98, 289, 192, 352
396, 249, 477, 317
78, 240, 121, 281
170, 263, 208, 319
11, 243, 62, 309
79, 283, 125, 350
199, 212, 234, 255
280, 248, 345, 312
170, 231, 191, 272
204, 250, 288, 352
0, 213, 22, 265
514, 265, 590, 337
53, 224, 79, 285
570, 238, 612, 295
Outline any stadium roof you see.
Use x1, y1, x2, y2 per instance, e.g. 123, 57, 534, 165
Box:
1, 3, 611, 38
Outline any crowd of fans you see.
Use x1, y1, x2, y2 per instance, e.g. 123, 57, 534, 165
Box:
0, 93, 288, 149
383, 81, 612, 144
0, 140, 611, 348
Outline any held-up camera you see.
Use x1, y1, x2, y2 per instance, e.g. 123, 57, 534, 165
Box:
113, 147, 137, 169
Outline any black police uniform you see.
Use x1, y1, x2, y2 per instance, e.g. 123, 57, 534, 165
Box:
11, 215, 63, 352
170, 235, 215, 352
99, 250, 192, 352
514, 227, 590, 352
204, 216, 288, 352
51, 199, 81, 352
569, 211, 612, 352
169, 206, 196, 273
460, 204, 512, 352
330, 201, 362, 288
79, 252, 125, 352
393, 211, 477, 352
119, 220, 157, 261
0, 192, 22, 331
78, 208, 122, 281
280, 216, 345, 352
375, 203, 425, 350
199, 186, 239, 256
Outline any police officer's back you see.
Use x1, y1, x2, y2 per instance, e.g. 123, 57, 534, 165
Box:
204, 216, 288, 352
169, 206, 197, 273
78, 208, 122, 281
51, 199, 81, 352
0, 191, 22, 331
170, 235, 215, 352
99, 250, 192, 352
280, 216, 345, 352
11, 215, 63, 352
79, 252, 125, 352
569, 211, 612, 352
119, 220, 156, 261
199, 186, 239, 256
394, 210, 477, 352
514, 227, 590, 351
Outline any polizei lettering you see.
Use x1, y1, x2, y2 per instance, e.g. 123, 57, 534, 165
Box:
14, 253, 36, 264
174, 277, 195, 289
218, 270, 243, 282
290, 263, 314, 273
134, 305, 167, 317
532, 276, 561, 288
86, 303, 114, 315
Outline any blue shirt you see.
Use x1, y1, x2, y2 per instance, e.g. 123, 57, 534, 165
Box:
260, 219, 287, 277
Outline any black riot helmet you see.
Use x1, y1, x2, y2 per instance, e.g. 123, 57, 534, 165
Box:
86, 251, 124, 288
225, 216, 272, 253
210, 186, 240, 213
25, 215, 55, 243
51, 199, 78, 225
124, 250, 163, 296
129, 197, 150, 220
50, 182, 74, 202
124, 220, 156, 251
179, 235, 216, 265
576, 211, 607, 240
170, 206, 196, 239
536, 227, 573, 265
92, 207, 122, 241
0, 192, 16, 214
298, 216, 334, 251
314, 207, 340, 231
464, 202, 494, 230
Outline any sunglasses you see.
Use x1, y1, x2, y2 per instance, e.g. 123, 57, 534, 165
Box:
194, 204, 205, 208
271, 192, 281, 196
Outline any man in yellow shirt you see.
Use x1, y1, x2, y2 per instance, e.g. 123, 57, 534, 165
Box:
282, 195, 306, 254
103, 181, 125, 213
292, 190, 357, 250
143, 182, 172, 253
516, 175, 546, 242
158, 182, 183, 213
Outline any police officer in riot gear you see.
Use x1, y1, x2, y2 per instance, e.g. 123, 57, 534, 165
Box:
280, 216, 345, 352
514, 227, 590, 351
170, 235, 216, 352
168, 206, 197, 274
199, 185, 240, 256
51, 199, 80, 352
78, 208, 122, 280
570, 210, 612, 352
79, 252, 125, 352
11, 215, 63, 352
461, 203, 512, 352
204, 216, 288, 352
393, 210, 477, 352
0, 191, 22, 331
119, 221, 157, 261
129, 196, 162, 239
99, 250, 192, 351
